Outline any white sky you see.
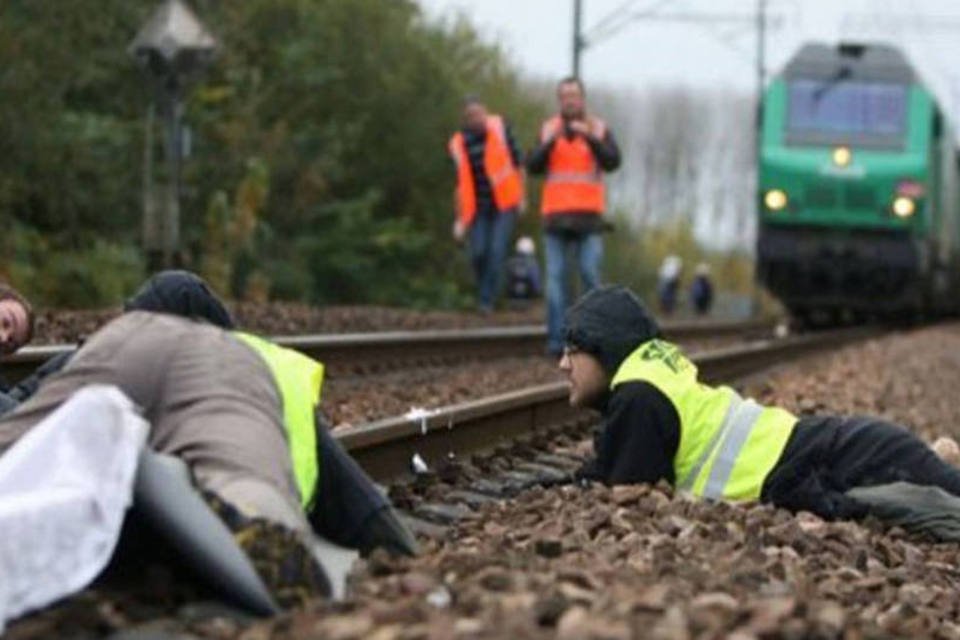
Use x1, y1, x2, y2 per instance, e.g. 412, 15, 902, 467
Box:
418, 0, 960, 115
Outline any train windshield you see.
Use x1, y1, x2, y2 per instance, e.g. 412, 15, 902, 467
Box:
786, 79, 908, 147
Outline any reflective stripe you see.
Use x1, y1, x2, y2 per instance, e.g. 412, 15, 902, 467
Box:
613, 340, 796, 501
544, 171, 603, 184
677, 391, 738, 492
702, 397, 764, 499
679, 391, 765, 498
490, 164, 516, 186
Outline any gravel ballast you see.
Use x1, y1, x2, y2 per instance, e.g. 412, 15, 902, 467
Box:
9, 325, 960, 639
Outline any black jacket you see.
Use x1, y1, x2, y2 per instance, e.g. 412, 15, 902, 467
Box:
0, 390, 17, 415
0, 350, 74, 416
576, 381, 680, 485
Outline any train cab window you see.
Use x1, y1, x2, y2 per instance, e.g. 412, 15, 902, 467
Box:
785, 80, 907, 148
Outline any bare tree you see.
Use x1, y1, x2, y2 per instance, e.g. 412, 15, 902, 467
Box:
520, 78, 755, 251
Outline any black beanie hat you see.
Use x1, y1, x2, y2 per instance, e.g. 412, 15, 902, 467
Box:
125, 270, 235, 329
564, 285, 660, 374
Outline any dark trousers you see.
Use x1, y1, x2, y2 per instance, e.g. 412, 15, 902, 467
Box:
468, 206, 517, 310
544, 230, 603, 354
309, 421, 388, 546
763, 416, 960, 520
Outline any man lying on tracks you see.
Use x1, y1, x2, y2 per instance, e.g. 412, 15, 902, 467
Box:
561, 285, 960, 539
0, 308, 417, 608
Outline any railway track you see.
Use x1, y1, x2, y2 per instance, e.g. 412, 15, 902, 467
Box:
334, 326, 881, 533
1, 323, 887, 636
1, 318, 774, 383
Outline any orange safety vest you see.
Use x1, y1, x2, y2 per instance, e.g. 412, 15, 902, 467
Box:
539, 115, 607, 216
448, 115, 523, 227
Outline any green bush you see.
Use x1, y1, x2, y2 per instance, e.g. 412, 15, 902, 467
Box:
11, 239, 144, 308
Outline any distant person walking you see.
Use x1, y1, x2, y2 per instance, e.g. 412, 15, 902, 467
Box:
448, 96, 525, 314
527, 77, 621, 355
657, 255, 683, 316
690, 263, 714, 316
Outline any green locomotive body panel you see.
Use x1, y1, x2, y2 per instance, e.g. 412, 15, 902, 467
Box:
756, 43, 960, 317
760, 83, 933, 231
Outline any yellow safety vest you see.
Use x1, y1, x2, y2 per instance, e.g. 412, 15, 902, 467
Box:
234, 332, 325, 509
610, 339, 796, 501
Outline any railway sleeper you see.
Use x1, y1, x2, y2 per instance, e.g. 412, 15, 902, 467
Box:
413, 502, 477, 526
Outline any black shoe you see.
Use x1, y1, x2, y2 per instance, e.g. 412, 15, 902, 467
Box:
355, 506, 419, 557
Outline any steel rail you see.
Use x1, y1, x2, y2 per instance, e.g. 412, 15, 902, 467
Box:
1, 318, 774, 383
337, 326, 880, 482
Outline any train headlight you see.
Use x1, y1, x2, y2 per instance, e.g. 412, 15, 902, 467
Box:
832, 146, 852, 167
892, 196, 916, 218
764, 189, 788, 211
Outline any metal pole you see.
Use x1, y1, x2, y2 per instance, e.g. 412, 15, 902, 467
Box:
756, 0, 766, 124
172, 96, 183, 267
752, 0, 768, 316
162, 91, 181, 269
755, 0, 766, 162
142, 101, 159, 270
573, 0, 583, 78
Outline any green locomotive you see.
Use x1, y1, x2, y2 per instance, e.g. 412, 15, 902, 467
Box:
757, 43, 960, 321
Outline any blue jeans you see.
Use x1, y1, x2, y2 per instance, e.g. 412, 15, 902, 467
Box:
469, 207, 517, 310
544, 230, 603, 354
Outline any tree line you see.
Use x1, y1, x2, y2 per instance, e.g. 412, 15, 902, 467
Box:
0, 0, 545, 307
0, 0, 758, 311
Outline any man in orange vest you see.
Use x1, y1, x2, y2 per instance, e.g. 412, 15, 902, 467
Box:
448, 96, 525, 314
527, 77, 621, 355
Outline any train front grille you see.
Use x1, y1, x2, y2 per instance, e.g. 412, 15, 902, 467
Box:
804, 184, 838, 208
844, 185, 878, 211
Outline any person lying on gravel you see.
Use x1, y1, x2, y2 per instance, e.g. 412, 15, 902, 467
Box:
0, 284, 35, 415
0, 270, 235, 415
0, 310, 417, 608
0, 283, 32, 357
1, 270, 411, 568
561, 285, 960, 539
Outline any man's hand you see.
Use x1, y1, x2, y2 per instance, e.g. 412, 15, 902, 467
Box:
452, 219, 467, 244
933, 436, 960, 466
571, 118, 607, 139
568, 119, 591, 137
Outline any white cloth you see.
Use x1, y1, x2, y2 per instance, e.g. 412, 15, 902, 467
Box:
0, 385, 148, 632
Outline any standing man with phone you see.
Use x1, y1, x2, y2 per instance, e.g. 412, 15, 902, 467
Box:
527, 77, 621, 356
